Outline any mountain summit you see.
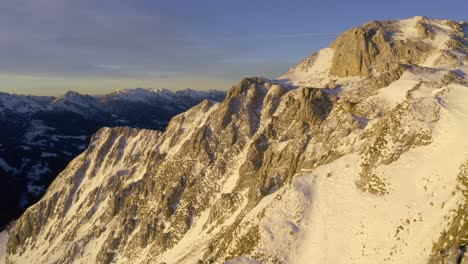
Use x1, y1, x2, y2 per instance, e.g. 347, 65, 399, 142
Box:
2, 17, 467, 264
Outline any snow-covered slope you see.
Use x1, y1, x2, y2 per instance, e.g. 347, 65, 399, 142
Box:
0, 88, 225, 231
3, 17, 468, 264
0, 93, 52, 115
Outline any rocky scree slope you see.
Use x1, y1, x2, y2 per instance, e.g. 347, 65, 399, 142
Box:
2, 16, 468, 264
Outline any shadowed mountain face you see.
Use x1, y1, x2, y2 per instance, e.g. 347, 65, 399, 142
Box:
0, 89, 225, 229
2, 17, 468, 264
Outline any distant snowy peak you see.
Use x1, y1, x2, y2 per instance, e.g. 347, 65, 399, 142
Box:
174, 88, 226, 100
107, 87, 225, 103
48, 91, 115, 119
53, 91, 93, 102
0, 93, 52, 115
50, 91, 97, 109
108, 88, 175, 102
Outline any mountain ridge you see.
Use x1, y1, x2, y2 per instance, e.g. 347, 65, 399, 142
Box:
2, 16, 467, 263
0, 88, 225, 116
0, 88, 226, 231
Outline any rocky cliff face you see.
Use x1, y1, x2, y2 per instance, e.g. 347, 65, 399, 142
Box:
0, 89, 225, 231
2, 17, 468, 264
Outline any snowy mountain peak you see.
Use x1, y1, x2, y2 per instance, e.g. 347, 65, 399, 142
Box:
52, 90, 93, 102
2, 17, 467, 264
49, 91, 101, 116
0, 93, 52, 114
63, 90, 84, 97
114, 87, 171, 95
109, 87, 176, 103
281, 17, 467, 89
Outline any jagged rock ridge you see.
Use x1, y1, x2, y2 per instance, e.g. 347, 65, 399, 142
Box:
0, 88, 225, 230
1, 16, 467, 264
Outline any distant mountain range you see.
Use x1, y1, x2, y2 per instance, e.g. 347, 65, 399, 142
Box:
0, 88, 225, 229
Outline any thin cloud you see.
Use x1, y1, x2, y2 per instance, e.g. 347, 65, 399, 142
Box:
192, 32, 338, 42
272, 32, 338, 39
0, 0, 229, 78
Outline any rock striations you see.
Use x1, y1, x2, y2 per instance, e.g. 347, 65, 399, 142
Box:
2, 16, 468, 264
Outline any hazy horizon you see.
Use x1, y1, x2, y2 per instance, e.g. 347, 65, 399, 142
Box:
0, 0, 466, 96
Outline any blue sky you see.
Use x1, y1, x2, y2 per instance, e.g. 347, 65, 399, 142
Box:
0, 0, 466, 95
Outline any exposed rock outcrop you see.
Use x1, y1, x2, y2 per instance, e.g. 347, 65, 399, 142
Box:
330, 19, 433, 78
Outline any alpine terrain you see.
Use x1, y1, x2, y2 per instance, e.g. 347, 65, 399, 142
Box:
0, 89, 225, 230
1, 16, 467, 263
